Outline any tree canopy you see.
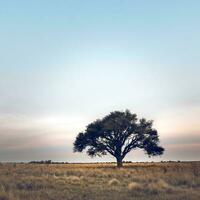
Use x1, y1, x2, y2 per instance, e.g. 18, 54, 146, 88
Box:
74, 110, 164, 167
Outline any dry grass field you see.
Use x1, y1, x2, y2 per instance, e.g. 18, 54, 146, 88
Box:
0, 162, 200, 200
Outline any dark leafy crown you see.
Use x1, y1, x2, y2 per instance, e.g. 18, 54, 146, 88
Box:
74, 110, 164, 159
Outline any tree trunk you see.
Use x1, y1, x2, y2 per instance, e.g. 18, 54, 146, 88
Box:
116, 157, 123, 168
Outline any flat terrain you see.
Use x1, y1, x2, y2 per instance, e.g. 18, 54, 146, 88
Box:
0, 162, 200, 200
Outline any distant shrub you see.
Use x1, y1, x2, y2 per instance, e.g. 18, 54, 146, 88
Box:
124, 161, 132, 163
128, 182, 142, 190
108, 178, 120, 186
29, 160, 52, 164
65, 176, 81, 183
146, 179, 172, 194
155, 179, 170, 189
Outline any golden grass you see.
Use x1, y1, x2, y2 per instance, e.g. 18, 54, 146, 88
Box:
0, 162, 199, 200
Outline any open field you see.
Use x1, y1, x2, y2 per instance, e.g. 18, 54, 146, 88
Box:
0, 162, 200, 200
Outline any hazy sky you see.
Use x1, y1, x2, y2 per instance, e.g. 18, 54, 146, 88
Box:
0, 0, 200, 162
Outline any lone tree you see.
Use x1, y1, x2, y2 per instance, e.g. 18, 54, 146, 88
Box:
74, 110, 164, 167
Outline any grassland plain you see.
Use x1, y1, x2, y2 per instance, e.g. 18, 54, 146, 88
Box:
0, 162, 199, 200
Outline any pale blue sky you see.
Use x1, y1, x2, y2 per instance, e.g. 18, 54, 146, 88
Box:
0, 0, 200, 162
